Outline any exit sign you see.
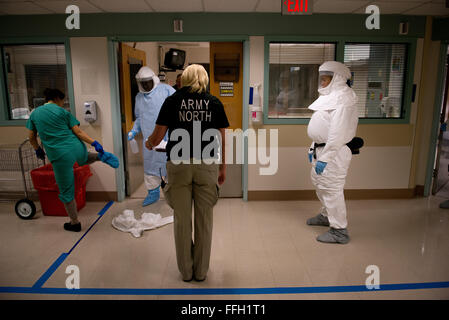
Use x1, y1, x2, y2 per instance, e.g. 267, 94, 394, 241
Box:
281, 0, 313, 15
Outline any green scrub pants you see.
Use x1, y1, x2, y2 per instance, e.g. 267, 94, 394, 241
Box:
52, 146, 95, 204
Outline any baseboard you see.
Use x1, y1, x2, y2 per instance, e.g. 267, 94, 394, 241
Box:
86, 191, 118, 202
248, 187, 423, 201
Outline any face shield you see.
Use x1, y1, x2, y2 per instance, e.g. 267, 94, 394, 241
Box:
136, 67, 160, 94
317, 61, 351, 95
139, 78, 154, 93
319, 71, 334, 90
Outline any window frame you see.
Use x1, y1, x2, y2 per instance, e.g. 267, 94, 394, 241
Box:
263, 36, 417, 125
0, 38, 75, 126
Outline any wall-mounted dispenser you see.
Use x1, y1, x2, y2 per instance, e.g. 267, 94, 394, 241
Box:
84, 101, 97, 123
249, 84, 263, 124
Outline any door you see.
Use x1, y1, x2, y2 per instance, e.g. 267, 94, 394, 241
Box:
118, 43, 146, 197
432, 47, 449, 195
209, 42, 243, 197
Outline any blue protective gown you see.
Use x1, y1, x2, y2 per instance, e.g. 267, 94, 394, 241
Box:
132, 84, 175, 178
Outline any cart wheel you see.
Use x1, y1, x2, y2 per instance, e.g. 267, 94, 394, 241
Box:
15, 199, 36, 220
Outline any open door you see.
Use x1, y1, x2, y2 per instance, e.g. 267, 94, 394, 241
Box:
118, 43, 146, 197
210, 42, 243, 197
432, 47, 449, 196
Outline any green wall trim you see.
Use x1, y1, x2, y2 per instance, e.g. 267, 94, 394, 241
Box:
243, 40, 250, 201
0, 13, 426, 38
336, 40, 345, 62
424, 42, 448, 196
64, 39, 76, 115
263, 37, 416, 125
0, 37, 76, 126
107, 40, 126, 202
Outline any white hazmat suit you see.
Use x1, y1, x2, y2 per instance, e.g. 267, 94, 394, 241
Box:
307, 61, 359, 236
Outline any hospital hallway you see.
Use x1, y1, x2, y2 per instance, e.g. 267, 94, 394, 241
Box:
0, 196, 448, 300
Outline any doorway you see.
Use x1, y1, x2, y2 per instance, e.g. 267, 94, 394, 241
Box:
116, 41, 245, 199
432, 44, 449, 197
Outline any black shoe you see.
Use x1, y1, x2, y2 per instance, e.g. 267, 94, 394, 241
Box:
183, 277, 193, 282
64, 222, 81, 232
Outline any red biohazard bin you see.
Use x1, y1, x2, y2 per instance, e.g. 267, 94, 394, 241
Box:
30, 163, 92, 216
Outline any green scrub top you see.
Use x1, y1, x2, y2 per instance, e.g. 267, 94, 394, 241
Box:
26, 103, 87, 163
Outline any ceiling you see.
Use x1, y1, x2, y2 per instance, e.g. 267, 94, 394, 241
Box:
0, 0, 448, 16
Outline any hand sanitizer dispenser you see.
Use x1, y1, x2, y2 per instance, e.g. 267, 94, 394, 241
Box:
84, 101, 97, 123
250, 84, 262, 124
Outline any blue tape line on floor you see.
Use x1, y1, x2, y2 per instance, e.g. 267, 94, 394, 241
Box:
32, 253, 69, 289
3, 281, 449, 296
68, 201, 114, 254
31, 201, 114, 289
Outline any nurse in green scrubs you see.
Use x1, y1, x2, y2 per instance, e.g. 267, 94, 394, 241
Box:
26, 88, 119, 232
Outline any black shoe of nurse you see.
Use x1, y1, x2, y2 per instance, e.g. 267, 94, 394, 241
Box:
64, 222, 81, 232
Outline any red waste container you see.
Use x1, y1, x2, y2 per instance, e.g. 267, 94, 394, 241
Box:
30, 163, 92, 216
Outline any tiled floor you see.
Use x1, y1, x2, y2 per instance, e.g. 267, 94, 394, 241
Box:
0, 194, 449, 300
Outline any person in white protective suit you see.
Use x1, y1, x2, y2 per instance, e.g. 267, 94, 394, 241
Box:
128, 67, 176, 206
306, 61, 359, 244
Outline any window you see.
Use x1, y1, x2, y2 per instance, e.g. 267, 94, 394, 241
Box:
268, 43, 336, 119
2, 44, 69, 120
344, 43, 407, 118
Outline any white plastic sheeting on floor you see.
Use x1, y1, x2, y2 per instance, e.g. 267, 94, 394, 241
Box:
112, 209, 173, 238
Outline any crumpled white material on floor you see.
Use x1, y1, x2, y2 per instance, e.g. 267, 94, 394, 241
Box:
112, 210, 173, 238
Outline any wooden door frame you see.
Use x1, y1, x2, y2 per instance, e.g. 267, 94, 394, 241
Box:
108, 37, 250, 202
118, 43, 146, 133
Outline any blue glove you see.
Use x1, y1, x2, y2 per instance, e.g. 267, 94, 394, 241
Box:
91, 140, 104, 154
128, 131, 137, 141
35, 147, 45, 160
308, 153, 313, 163
315, 161, 327, 175
442, 123, 447, 132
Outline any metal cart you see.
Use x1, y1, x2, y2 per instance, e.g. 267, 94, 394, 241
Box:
0, 139, 45, 219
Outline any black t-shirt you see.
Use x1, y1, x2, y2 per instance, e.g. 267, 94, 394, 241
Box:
156, 87, 230, 161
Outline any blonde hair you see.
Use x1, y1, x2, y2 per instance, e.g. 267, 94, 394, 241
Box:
181, 64, 209, 93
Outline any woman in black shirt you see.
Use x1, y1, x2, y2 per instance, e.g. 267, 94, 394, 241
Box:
146, 64, 229, 282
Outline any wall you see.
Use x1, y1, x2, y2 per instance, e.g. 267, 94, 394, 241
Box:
70, 37, 116, 198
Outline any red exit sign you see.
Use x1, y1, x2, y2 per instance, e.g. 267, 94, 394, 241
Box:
281, 0, 313, 15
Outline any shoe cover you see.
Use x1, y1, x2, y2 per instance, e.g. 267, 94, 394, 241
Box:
143, 187, 160, 207
112, 209, 173, 238
306, 213, 330, 226
317, 228, 350, 244
98, 151, 119, 168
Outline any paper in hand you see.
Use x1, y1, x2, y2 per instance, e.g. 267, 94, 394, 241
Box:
155, 140, 167, 152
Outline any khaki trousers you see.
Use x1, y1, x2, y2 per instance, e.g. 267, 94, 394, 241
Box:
164, 161, 219, 281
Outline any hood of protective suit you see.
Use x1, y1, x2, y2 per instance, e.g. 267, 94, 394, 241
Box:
309, 61, 357, 111
136, 66, 160, 94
